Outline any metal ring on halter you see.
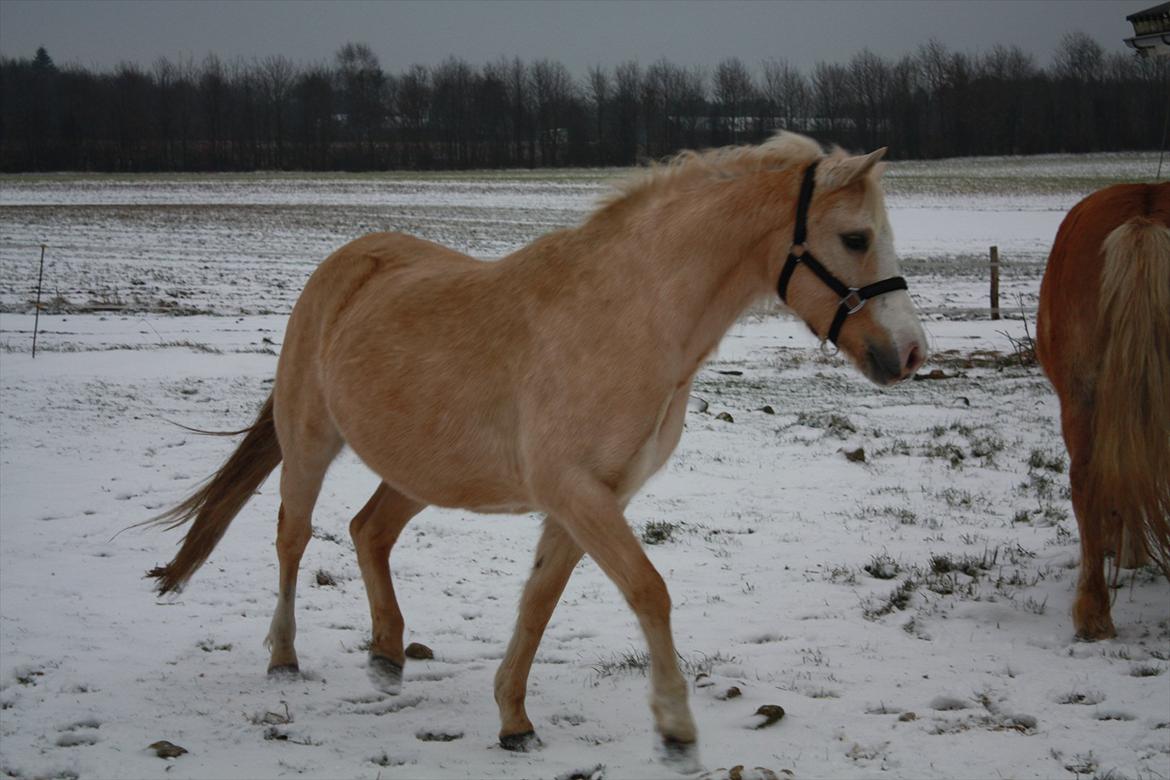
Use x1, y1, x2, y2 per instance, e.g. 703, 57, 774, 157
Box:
819, 339, 840, 357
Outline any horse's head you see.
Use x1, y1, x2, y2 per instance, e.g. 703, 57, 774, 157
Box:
775, 148, 926, 386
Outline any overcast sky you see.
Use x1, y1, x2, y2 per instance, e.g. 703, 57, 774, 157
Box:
0, 0, 1139, 75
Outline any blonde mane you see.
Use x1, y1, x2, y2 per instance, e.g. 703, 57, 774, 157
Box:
599, 132, 829, 212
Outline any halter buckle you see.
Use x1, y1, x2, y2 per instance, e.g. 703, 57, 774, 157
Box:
841, 289, 865, 314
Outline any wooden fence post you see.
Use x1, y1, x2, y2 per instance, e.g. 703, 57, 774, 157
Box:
32, 244, 46, 358
989, 245, 1000, 321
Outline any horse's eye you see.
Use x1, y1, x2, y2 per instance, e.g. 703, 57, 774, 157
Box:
840, 232, 869, 253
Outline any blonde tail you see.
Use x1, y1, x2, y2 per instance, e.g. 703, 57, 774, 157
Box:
1090, 217, 1170, 577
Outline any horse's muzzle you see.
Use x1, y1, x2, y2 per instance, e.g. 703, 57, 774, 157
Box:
865, 339, 925, 385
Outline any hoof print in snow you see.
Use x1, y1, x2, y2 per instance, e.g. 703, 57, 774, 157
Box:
148, 740, 188, 759
929, 695, 968, 711
555, 764, 605, 780
718, 686, 743, 700
416, 728, 463, 742
687, 396, 709, 413
499, 730, 542, 751
701, 765, 792, 780
314, 569, 337, 586
843, 447, 866, 463
751, 704, 785, 729
405, 642, 434, 660
715, 411, 734, 423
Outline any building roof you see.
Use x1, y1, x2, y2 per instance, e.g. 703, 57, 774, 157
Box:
1127, 2, 1170, 32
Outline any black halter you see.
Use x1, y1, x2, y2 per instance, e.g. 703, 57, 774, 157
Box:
776, 161, 908, 350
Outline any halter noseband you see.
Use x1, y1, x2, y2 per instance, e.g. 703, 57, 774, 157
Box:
776, 161, 908, 352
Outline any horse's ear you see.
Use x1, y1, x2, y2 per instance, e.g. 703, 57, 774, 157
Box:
819, 147, 887, 190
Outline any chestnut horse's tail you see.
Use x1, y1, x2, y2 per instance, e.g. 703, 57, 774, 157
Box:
145, 393, 283, 594
1091, 216, 1170, 577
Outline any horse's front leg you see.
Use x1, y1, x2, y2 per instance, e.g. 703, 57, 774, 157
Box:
495, 517, 583, 751
537, 473, 699, 772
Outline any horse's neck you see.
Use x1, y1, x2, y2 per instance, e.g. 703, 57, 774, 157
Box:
592, 191, 776, 371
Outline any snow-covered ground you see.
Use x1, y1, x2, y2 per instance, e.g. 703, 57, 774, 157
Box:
1, 156, 1167, 780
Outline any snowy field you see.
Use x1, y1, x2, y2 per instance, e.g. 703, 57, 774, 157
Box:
1, 155, 1167, 780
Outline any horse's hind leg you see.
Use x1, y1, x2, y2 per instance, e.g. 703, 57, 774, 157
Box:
495, 517, 583, 751
1062, 402, 1116, 640
349, 482, 425, 694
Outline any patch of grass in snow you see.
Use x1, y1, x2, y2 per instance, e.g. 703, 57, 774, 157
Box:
794, 411, 856, 438
862, 578, 918, 620
1129, 664, 1164, 678
590, 649, 736, 680
640, 520, 681, 545
1027, 448, 1066, 474
863, 553, 902, 580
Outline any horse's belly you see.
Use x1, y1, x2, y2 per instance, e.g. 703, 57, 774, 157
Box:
328, 391, 530, 512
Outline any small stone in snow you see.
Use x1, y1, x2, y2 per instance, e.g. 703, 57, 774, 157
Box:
716, 412, 734, 423
720, 686, 742, 700
405, 642, 434, 660
752, 704, 785, 728
898, 711, 917, 722
844, 447, 866, 463
759, 405, 775, 415
148, 740, 188, 759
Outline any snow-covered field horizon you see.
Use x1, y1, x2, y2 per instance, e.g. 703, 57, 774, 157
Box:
1, 155, 1168, 780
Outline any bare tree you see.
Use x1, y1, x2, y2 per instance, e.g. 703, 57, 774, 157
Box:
587, 64, 611, 162
530, 58, 574, 165
713, 57, 755, 143
762, 57, 808, 133
613, 60, 642, 164
431, 56, 475, 166
259, 55, 296, 167
335, 43, 386, 162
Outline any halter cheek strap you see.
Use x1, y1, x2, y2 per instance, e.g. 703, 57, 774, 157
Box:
776, 161, 908, 349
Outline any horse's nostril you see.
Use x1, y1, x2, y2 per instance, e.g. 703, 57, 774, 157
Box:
904, 344, 923, 374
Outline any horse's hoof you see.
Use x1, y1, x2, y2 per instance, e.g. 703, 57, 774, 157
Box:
367, 654, 403, 695
267, 663, 300, 678
1075, 625, 1117, 642
656, 735, 702, 775
499, 730, 542, 752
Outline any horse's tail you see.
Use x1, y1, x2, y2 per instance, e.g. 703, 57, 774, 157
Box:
144, 393, 283, 594
1090, 215, 1170, 577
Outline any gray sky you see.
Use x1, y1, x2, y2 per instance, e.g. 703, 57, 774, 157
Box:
0, 0, 1139, 75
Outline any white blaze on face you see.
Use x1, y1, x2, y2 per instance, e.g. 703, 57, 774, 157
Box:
869, 216, 928, 378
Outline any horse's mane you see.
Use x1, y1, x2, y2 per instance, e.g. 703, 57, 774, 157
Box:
598, 132, 829, 214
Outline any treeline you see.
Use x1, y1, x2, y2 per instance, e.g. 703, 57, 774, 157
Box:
1, 34, 1166, 172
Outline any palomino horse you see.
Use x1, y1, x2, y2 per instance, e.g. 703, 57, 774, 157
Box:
1037, 181, 1170, 640
146, 132, 926, 769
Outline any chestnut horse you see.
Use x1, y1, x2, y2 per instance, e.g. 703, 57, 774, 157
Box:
145, 133, 926, 770
1037, 181, 1170, 640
